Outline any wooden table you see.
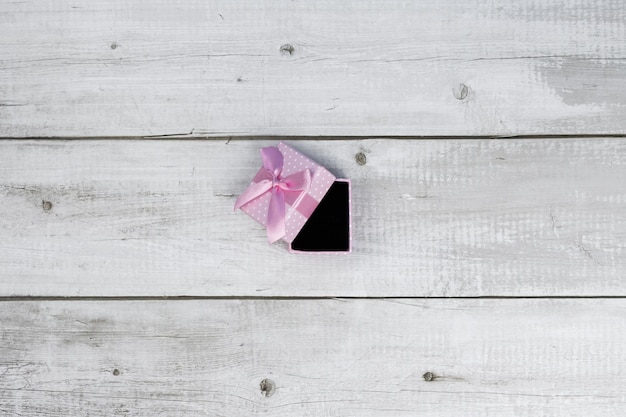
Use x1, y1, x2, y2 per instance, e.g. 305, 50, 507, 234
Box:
1, 1, 625, 415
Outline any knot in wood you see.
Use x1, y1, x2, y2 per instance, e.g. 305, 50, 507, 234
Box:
423, 372, 435, 381
279, 44, 295, 56
259, 378, 275, 397
42, 200, 53, 212
453, 83, 469, 100
112, 368, 120, 376
355, 152, 367, 165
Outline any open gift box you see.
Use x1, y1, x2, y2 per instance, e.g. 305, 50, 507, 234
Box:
235, 142, 351, 253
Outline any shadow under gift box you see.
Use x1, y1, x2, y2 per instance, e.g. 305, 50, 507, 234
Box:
237, 142, 351, 253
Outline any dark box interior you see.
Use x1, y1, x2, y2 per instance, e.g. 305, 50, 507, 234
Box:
291, 180, 350, 252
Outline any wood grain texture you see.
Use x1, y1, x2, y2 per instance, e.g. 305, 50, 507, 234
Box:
1, 299, 625, 416
1, 0, 625, 137
1, 138, 625, 297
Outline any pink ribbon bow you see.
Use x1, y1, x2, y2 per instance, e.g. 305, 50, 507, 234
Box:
234, 146, 311, 243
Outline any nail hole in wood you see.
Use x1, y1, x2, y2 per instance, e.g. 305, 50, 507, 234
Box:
453, 83, 469, 100
279, 44, 294, 56
355, 152, 367, 165
259, 378, 275, 397
110, 42, 118, 50
423, 372, 435, 381
42, 200, 53, 212
112, 369, 120, 376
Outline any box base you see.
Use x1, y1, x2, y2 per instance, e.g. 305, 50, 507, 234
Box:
289, 179, 351, 253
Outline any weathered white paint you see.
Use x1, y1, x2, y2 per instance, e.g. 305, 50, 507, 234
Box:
1, 299, 625, 416
1, 139, 625, 297
1, 0, 625, 137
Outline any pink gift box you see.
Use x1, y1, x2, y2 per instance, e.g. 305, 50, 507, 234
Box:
235, 142, 351, 253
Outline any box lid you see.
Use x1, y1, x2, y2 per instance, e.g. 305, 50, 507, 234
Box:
238, 142, 336, 243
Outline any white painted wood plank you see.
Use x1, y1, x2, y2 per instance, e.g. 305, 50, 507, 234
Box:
1, 0, 625, 137
1, 299, 625, 416
1, 139, 625, 297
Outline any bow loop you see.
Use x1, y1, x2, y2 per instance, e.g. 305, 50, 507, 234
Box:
261, 146, 284, 177
277, 169, 311, 192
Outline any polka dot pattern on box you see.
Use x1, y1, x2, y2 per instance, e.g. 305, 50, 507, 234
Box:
240, 142, 336, 243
